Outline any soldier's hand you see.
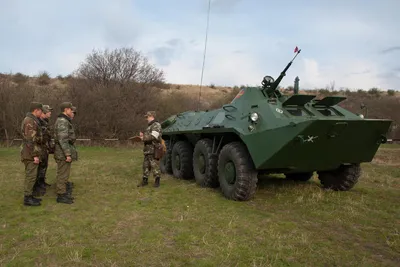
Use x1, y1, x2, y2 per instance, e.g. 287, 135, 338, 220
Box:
66, 156, 72, 162
34, 157, 39, 164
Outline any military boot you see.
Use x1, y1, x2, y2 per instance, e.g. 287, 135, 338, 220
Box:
32, 196, 42, 202
24, 195, 41, 206
66, 182, 73, 193
137, 177, 148, 187
154, 176, 160, 187
66, 184, 74, 200
57, 193, 74, 204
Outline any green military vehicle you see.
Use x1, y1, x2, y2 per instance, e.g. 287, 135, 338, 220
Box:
159, 49, 393, 201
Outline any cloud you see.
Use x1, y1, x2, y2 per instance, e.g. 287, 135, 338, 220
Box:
290, 58, 383, 90
348, 70, 371, 75
148, 39, 185, 66
210, 0, 243, 12
380, 46, 400, 54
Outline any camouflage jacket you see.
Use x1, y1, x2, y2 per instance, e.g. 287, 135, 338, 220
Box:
143, 120, 162, 155
53, 113, 78, 161
20, 112, 43, 161
39, 118, 53, 153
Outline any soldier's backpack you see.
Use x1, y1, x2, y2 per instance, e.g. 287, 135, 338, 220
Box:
154, 139, 167, 160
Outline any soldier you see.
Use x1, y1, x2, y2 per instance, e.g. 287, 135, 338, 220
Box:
21, 102, 44, 206
33, 104, 53, 196
138, 111, 162, 188
53, 102, 77, 204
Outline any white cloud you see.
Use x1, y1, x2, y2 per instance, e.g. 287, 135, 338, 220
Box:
290, 57, 383, 90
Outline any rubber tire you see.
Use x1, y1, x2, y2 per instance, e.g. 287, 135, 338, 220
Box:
171, 141, 194, 180
285, 172, 314, 182
160, 140, 172, 174
318, 164, 361, 191
193, 138, 219, 188
217, 142, 258, 201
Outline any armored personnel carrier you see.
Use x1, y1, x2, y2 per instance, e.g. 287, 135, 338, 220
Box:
159, 49, 393, 201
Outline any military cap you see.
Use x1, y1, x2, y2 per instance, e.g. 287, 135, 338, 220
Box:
42, 105, 53, 113
60, 102, 73, 111
144, 111, 156, 117
30, 102, 43, 111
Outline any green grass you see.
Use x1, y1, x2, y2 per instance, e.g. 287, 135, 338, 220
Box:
0, 146, 399, 266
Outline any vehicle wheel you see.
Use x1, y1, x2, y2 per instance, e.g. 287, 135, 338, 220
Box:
218, 142, 258, 201
317, 164, 361, 191
160, 155, 167, 174
160, 140, 172, 174
285, 172, 314, 182
193, 138, 219, 188
171, 140, 194, 179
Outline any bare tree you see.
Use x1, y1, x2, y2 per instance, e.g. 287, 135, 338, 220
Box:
74, 47, 165, 86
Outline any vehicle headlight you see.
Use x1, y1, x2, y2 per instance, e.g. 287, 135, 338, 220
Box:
250, 112, 259, 122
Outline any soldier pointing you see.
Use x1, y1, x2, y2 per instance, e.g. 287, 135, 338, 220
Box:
137, 111, 162, 188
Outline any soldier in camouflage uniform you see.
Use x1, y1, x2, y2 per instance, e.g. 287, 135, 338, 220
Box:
53, 102, 77, 204
137, 111, 162, 188
21, 102, 44, 206
33, 104, 53, 196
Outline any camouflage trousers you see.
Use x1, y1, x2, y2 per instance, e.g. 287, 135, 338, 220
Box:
143, 154, 160, 179
23, 160, 38, 196
55, 160, 71, 194
36, 152, 48, 185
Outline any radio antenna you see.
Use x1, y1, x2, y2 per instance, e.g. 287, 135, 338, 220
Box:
197, 0, 211, 111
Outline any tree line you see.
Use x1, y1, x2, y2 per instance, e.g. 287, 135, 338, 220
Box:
0, 47, 399, 144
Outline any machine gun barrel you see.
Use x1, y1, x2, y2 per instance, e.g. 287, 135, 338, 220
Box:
264, 48, 301, 95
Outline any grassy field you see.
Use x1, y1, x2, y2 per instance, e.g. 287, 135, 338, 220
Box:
0, 145, 399, 266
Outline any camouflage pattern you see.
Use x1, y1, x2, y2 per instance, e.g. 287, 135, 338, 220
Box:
143, 154, 160, 178
34, 117, 52, 194
143, 119, 162, 155
53, 114, 77, 161
53, 113, 77, 195
20, 112, 43, 161
41, 118, 54, 154
142, 119, 162, 179
20, 112, 43, 196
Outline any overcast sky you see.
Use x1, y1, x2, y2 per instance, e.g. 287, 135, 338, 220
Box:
1, 0, 399, 90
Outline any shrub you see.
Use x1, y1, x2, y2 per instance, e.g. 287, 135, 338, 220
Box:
37, 71, 51, 85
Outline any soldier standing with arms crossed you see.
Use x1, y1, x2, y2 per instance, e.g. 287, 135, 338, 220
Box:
137, 111, 162, 188
33, 104, 53, 196
21, 102, 44, 206
53, 102, 77, 204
